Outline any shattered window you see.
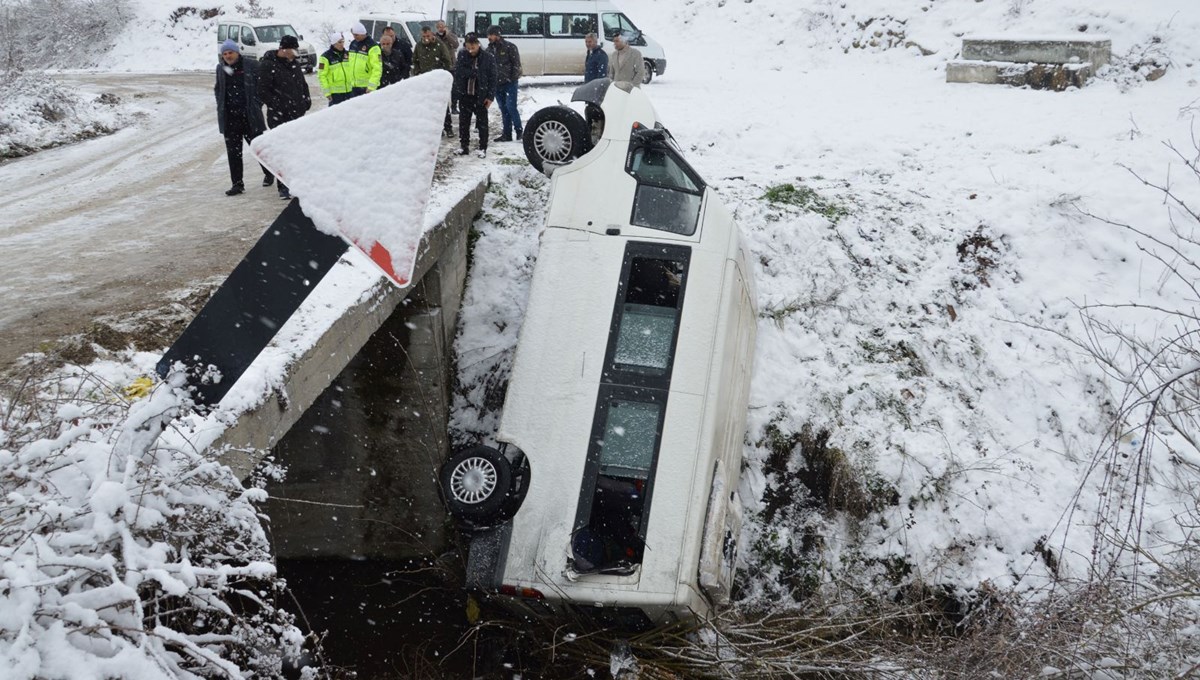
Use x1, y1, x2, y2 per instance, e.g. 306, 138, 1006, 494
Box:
628, 146, 704, 236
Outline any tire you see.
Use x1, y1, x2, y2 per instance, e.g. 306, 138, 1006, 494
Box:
498, 451, 531, 521
441, 446, 512, 526
522, 105, 588, 174
584, 103, 605, 152
642, 60, 655, 85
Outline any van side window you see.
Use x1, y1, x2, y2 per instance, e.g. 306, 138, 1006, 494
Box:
627, 144, 705, 236
448, 11, 466, 37
217, 25, 227, 41
240, 26, 256, 46
572, 244, 691, 576
547, 13, 595, 38
477, 12, 544, 36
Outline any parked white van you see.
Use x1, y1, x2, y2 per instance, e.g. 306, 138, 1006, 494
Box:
217, 19, 318, 72
439, 81, 756, 628
444, 0, 668, 84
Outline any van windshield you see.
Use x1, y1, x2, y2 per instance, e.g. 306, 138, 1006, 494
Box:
253, 25, 298, 44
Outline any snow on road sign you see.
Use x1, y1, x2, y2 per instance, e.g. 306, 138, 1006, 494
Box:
251, 71, 451, 287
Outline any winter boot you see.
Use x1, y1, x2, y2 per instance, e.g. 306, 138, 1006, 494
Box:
225, 183, 245, 196
262, 175, 275, 187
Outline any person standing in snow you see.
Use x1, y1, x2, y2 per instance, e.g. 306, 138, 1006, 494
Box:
257, 34, 311, 200
584, 33, 607, 83
318, 32, 353, 105
607, 33, 644, 88
214, 39, 271, 196
412, 25, 455, 136
379, 26, 412, 87
453, 33, 496, 158
486, 25, 522, 142
347, 22, 382, 98
436, 20, 461, 113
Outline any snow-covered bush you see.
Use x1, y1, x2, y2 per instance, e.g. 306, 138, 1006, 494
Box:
0, 367, 309, 678
0, 73, 132, 160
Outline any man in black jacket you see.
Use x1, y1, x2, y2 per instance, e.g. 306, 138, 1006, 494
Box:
215, 39, 270, 196
486, 25, 522, 142
453, 33, 496, 158
379, 28, 412, 88
257, 34, 311, 199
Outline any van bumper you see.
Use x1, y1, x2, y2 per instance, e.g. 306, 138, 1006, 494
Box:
653, 59, 667, 76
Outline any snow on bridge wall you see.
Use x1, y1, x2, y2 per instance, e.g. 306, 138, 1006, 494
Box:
208, 176, 487, 560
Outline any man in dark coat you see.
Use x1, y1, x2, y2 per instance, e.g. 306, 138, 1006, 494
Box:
257, 35, 311, 199
453, 33, 496, 158
486, 25, 522, 142
379, 29, 411, 88
214, 39, 270, 196
412, 26, 455, 136
584, 33, 608, 83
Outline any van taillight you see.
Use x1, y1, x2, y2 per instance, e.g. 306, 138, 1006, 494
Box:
499, 584, 545, 600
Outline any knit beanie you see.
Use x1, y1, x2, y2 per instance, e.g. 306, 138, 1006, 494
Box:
219, 39, 240, 55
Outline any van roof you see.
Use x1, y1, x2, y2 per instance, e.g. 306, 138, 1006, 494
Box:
360, 12, 432, 21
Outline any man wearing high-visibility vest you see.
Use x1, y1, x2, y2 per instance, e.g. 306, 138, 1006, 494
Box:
318, 32, 353, 105
347, 22, 382, 98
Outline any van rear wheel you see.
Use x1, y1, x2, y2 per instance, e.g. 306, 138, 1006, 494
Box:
523, 105, 588, 174
441, 446, 512, 525
642, 60, 655, 85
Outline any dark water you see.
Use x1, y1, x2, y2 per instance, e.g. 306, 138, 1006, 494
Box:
279, 558, 482, 679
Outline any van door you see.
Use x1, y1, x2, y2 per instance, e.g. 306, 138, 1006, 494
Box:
698, 460, 743, 606
475, 9, 545, 76
239, 25, 259, 60
543, 11, 595, 75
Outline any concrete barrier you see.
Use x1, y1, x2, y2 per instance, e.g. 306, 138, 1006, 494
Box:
962, 36, 1111, 68
214, 176, 488, 482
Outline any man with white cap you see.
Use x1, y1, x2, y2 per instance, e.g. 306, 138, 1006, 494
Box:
318, 32, 353, 105
347, 21, 382, 98
214, 39, 270, 196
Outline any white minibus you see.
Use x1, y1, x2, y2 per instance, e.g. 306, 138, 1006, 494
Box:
439, 82, 756, 627
444, 0, 668, 83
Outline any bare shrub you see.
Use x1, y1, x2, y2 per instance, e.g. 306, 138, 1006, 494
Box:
0, 0, 131, 70
0, 365, 320, 677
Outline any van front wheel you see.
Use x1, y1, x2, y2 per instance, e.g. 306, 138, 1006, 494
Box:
642, 60, 655, 85
441, 446, 512, 525
522, 105, 588, 174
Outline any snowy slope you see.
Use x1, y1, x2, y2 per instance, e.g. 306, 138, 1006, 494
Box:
451, 0, 1200, 606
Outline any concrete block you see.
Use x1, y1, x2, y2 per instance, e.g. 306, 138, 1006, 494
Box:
962, 36, 1110, 68
946, 59, 1092, 90
213, 175, 489, 480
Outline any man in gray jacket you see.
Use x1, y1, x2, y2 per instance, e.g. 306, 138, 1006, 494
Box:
607, 33, 644, 88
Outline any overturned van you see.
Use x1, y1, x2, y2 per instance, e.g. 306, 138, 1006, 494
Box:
440, 81, 756, 627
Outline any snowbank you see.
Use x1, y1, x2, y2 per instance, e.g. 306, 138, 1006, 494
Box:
0, 75, 134, 160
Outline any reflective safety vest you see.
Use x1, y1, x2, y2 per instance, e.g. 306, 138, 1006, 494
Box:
318, 48, 353, 96
347, 38, 382, 91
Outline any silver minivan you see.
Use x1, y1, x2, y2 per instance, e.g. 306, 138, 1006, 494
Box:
216, 19, 317, 72
445, 0, 668, 84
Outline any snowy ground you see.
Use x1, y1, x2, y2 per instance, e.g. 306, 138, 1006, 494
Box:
0, 73, 328, 368
4, 0, 1200, 675
452, 0, 1200, 604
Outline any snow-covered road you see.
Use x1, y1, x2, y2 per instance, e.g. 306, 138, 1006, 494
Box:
0, 72, 326, 368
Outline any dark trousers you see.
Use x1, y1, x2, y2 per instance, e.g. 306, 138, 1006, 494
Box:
349, 87, 369, 98
496, 81, 521, 136
267, 108, 304, 193
329, 92, 352, 106
445, 106, 454, 134
458, 96, 489, 151
223, 121, 269, 187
